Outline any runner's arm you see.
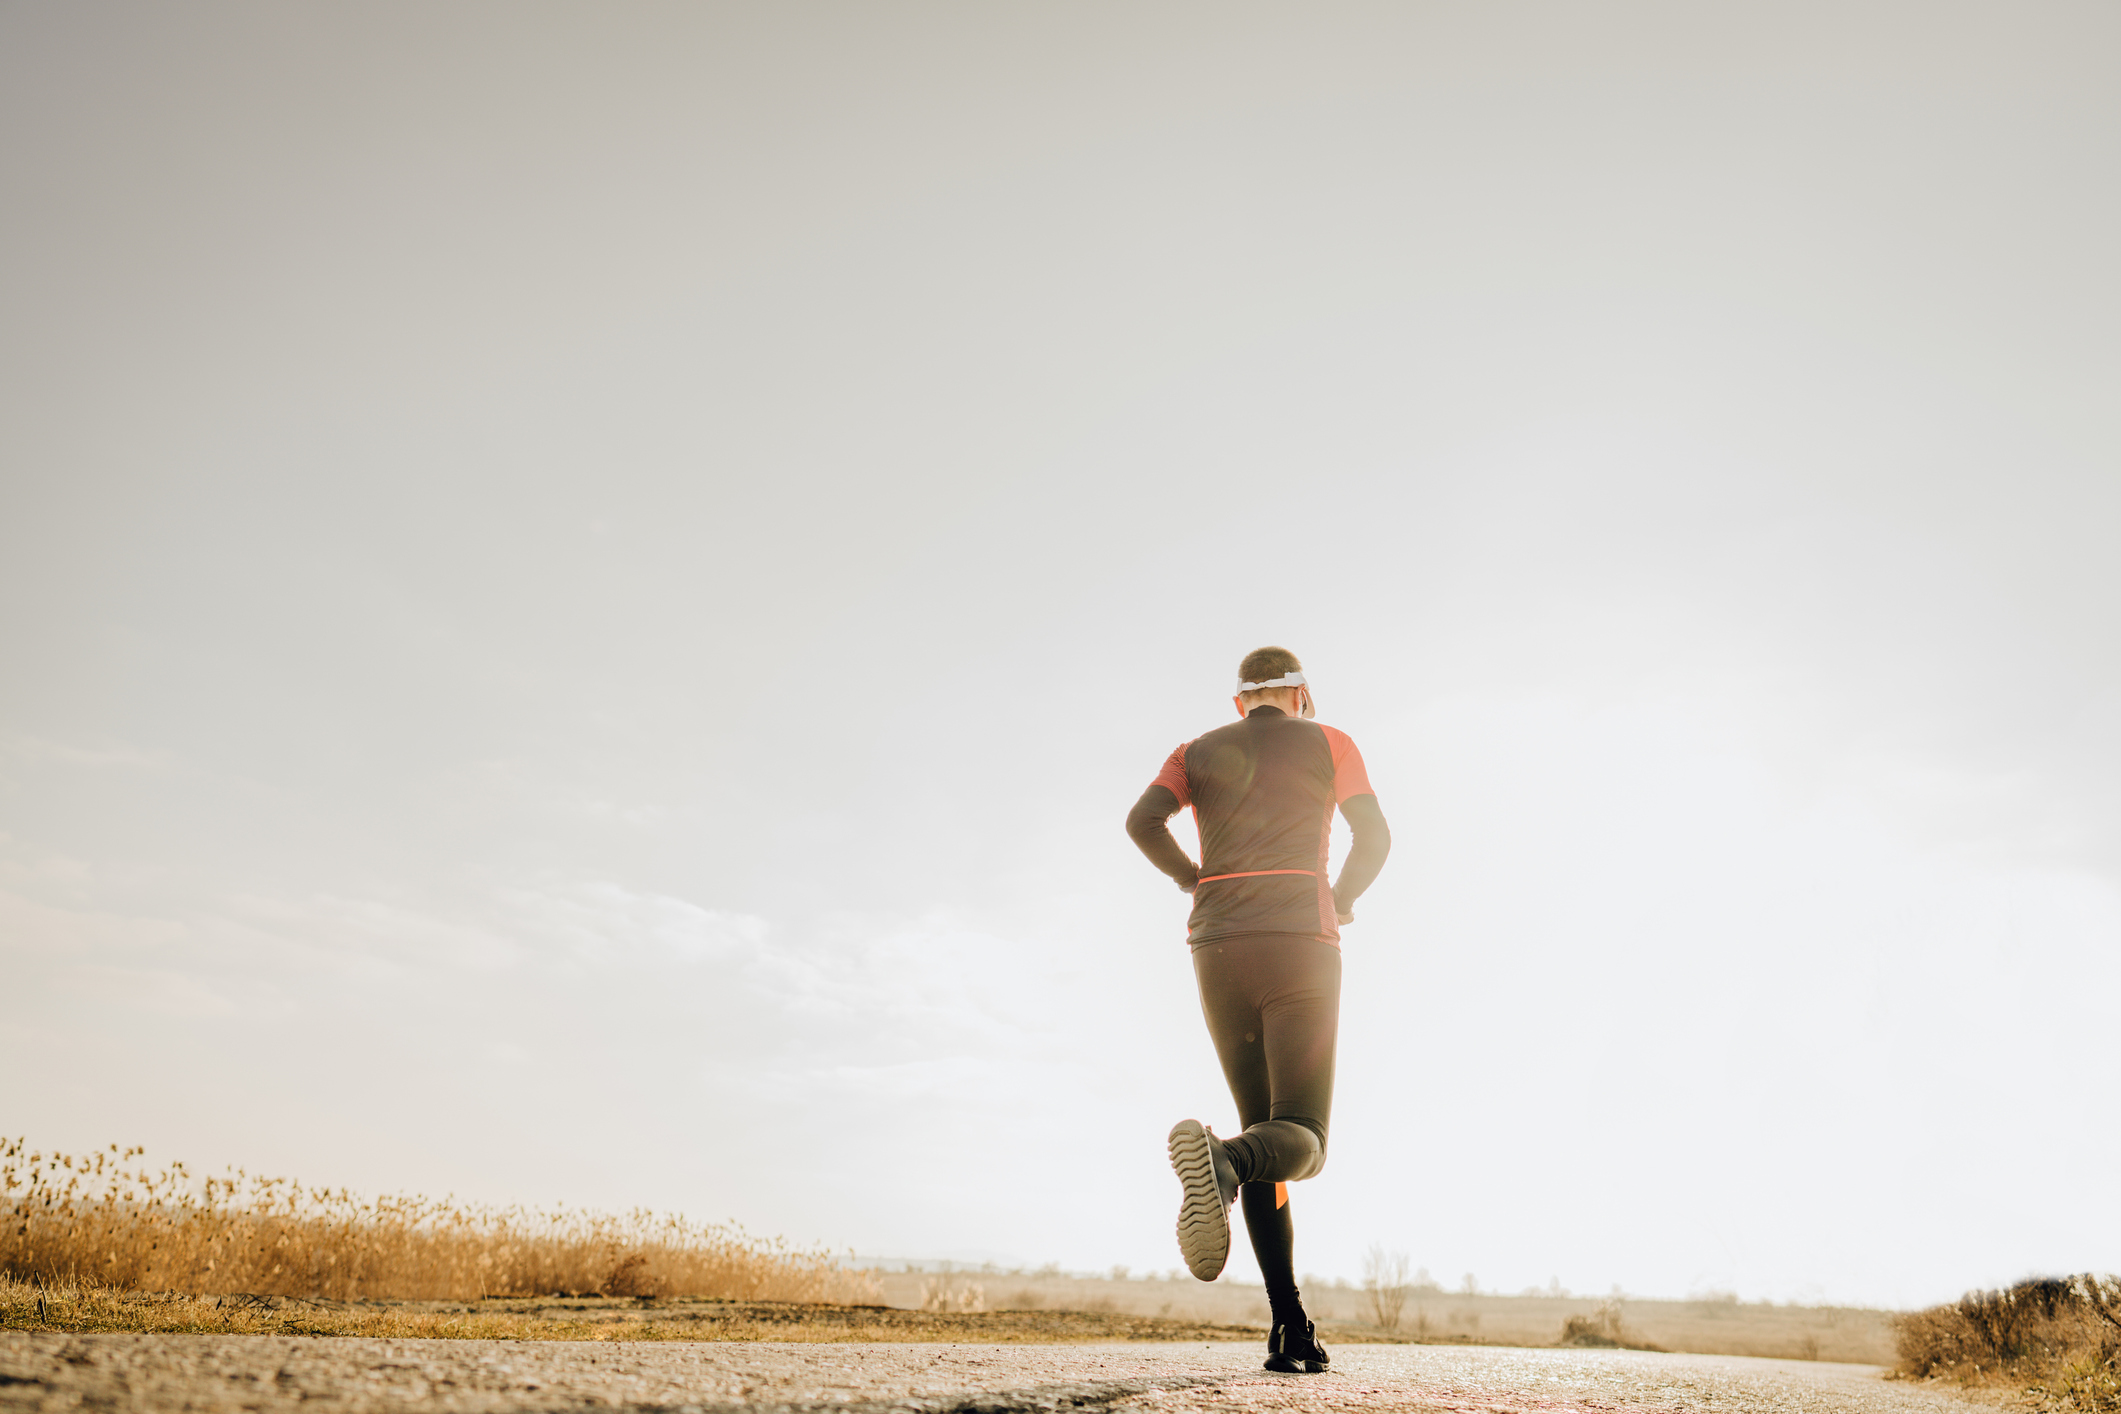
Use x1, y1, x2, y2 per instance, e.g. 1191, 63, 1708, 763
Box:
1332, 793, 1391, 917
1126, 784, 1201, 892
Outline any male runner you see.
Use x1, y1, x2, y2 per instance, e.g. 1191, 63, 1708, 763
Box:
1125, 646, 1391, 1375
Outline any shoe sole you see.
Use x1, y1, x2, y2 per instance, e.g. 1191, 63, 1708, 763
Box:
1167, 1119, 1230, 1281
1263, 1355, 1329, 1375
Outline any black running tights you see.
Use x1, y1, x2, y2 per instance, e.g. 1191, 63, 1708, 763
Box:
1191, 933, 1340, 1319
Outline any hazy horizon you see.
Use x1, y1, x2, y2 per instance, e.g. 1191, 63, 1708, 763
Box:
4, 1, 2118, 1310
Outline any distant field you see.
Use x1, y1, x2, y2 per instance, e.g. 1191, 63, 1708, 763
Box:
871, 1268, 1899, 1365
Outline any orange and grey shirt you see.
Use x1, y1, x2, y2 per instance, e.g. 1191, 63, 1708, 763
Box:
1131, 704, 1375, 946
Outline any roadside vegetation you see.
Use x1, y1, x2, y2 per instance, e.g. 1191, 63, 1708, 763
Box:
1, 1139, 872, 1304
1896, 1275, 2121, 1412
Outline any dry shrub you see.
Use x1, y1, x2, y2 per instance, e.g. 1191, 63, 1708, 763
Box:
1896, 1275, 2121, 1411
1560, 1299, 1662, 1351
1, 1139, 877, 1304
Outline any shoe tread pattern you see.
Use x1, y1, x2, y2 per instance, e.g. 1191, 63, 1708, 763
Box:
1166, 1120, 1230, 1281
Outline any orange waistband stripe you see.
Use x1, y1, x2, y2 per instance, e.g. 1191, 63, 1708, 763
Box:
1195, 869, 1319, 882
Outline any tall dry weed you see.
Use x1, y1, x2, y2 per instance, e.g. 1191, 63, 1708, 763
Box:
1, 1139, 876, 1304
1896, 1275, 2121, 1412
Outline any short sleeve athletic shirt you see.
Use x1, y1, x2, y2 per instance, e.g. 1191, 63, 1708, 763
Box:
1150, 705, 1375, 947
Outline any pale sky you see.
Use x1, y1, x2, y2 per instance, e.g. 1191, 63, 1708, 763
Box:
3, 2, 2118, 1310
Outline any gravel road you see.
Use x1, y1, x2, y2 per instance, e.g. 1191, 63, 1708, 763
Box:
0, 1334, 1995, 1414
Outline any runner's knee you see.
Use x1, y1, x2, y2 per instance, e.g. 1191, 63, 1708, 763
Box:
1236, 1117, 1324, 1184
1280, 1115, 1327, 1180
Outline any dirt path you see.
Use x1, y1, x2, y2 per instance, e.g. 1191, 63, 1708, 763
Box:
0, 1334, 1995, 1414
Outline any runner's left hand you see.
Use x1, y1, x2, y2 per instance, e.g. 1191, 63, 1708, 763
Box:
1336, 909, 1354, 925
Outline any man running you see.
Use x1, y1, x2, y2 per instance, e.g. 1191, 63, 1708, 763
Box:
1125, 646, 1391, 1375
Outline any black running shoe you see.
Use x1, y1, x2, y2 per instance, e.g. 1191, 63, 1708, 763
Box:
1166, 1118, 1239, 1281
1264, 1318, 1330, 1374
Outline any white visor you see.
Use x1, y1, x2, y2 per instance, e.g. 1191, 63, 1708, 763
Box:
1235, 670, 1306, 692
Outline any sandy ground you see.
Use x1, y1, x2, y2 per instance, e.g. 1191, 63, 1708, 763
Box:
0, 1333, 1997, 1414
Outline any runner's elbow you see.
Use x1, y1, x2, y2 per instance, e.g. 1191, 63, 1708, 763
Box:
1126, 785, 1179, 842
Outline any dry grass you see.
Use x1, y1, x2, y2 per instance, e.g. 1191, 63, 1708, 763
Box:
917, 1275, 989, 1313
1, 1139, 875, 1304
1896, 1275, 2121, 1411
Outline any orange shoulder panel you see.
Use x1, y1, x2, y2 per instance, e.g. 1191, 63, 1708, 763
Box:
1151, 741, 1192, 807
1320, 725, 1374, 803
